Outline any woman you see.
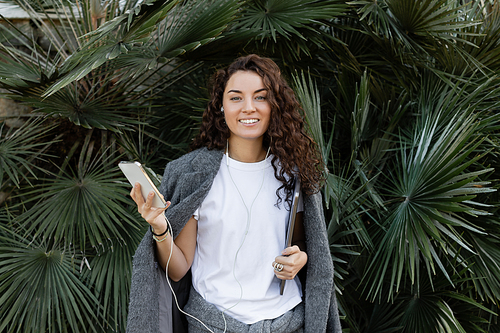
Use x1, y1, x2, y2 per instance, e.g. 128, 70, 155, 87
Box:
126, 55, 341, 333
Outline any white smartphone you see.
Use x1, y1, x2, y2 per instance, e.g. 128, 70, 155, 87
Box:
118, 161, 167, 208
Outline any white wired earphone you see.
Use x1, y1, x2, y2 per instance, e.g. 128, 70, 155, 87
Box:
162, 143, 271, 333
163, 219, 220, 333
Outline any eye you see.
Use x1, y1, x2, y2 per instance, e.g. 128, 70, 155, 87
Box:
255, 95, 266, 101
230, 96, 241, 101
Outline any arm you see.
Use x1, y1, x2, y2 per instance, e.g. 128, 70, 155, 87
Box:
155, 215, 197, 281
130, 183, 196, 282
273, 212, 308, 280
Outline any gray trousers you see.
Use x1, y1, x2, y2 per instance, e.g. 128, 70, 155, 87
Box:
184, 287, 304, 333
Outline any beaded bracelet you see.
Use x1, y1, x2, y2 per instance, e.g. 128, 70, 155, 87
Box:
153, 233, 169, 242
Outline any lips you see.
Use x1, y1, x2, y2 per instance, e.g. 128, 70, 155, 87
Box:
239, 119, 259, 124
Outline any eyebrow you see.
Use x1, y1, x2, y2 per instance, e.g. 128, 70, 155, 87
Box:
227, 88, 267, 94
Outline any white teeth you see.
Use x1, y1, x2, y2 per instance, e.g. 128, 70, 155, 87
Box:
240, 119, 258, 124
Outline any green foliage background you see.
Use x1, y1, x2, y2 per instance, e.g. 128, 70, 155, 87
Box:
1, 0, 500, 332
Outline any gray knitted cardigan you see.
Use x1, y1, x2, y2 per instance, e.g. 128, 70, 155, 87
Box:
126, 148, 342, 333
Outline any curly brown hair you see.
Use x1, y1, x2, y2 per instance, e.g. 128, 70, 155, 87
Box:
191, 54, 324, 206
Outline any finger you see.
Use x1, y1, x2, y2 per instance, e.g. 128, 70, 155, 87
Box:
134, 183, 145, 205
275, 254, 294, 266
130, 185, 142, 205
281, 245, 300, 256
272, 261, 294, 280
275, 271, 294, 280
143, 199, 170, 222
272, 261, 284, 272
272, 261, 290, 273
156, 201, 171, 214
276, 253, 303, 268
144, 191, 154, 209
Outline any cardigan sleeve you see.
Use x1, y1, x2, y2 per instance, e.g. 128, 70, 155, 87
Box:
303, 192, 342, 333
126, 229, 160, 333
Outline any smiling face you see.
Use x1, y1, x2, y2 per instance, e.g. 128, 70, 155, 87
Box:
222, 70, 272, 146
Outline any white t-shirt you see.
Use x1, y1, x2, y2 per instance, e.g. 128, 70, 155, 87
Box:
191, 154, 303, 324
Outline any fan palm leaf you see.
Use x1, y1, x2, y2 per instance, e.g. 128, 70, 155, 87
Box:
44, 0, 239, 96
0, 229, 100, 333
80, 216, 146, 332
347, 0, 487, 88
292, 71, 369, 289
233, 0, 347, 59
3, 128, 145, 331
0, 117, 55, 190
291, 71, 327, 164
351, 0, 479, 52
363, 104, 496, 301
439, 1, 500, 74
462, 216, 500, 303
155, 0, 239, 59
236, 0, 347, 41
17, 130, 140, 249
0, 0, 238, 131
398, 262, 495, 333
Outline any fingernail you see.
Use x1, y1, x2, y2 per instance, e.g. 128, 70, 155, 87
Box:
149, 192, 154, 197
135, 183, 139, 188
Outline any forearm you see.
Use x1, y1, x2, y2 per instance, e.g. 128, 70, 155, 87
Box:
130, 183, 196, 281
154, 234, 192, 282
153, 215, 197, 282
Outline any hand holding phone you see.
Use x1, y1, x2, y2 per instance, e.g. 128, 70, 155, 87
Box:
119, 161, 166, 208
120, 161, 171, 234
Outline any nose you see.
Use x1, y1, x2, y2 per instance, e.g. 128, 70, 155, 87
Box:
242, 99, 256, 112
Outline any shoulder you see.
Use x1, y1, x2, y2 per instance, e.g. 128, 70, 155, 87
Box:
165, 147, 208, 171
164, 147, 223, 176
159, 147, 224, 197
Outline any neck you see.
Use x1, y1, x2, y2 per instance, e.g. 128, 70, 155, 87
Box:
227, 138, 267, 163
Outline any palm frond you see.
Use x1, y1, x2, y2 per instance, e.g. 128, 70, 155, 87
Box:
17, 130, 140, 249
400, 295, 467, 333
0, 230, 101, 333
0, 117, 55, 189
352, 0, 480, 49
291, 70, 326, 165
462, 217, 500, 303
325, 172, 373, 249
431, 0, 500, 75
292, 70, 372, 290
364, 300, 404, 333
387, 0, 478, 37
80, 215, 146, 332
44, 0, 238, 96
397, 262, 495, 333
156, 0, 239, 59
234, 0, 347, 59
363, 108, 496, 301
40, 0, 177, 96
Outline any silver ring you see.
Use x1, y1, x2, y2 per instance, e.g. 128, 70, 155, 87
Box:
273, 262, 284, 272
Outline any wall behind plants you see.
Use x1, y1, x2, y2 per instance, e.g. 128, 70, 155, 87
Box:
1, 0, 500, 332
